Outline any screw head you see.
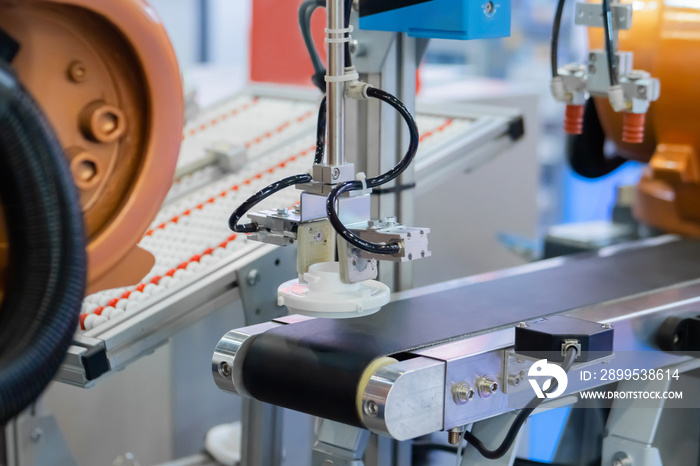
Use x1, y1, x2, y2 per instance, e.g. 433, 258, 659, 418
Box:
30, 428, 44, 443
603, 323, 613, 329
589, 64, 597, 74
517, 322, 528, 328
331, 167, 341, 180
508, 374, 521, 386
247, 269, 260, 286
218, 361, 231, 378
276, 207, 289, 217
363, 400, 378, 417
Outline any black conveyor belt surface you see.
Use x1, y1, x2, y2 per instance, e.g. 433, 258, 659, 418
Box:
242, 238, 700, 426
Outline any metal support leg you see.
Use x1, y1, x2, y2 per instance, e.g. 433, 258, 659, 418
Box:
4, 403, 77, 466
601, 377, 669, 466
241, 399, 283, 466
312, 419, 369, 466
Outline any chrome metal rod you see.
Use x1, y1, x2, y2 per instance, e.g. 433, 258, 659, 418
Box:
326, 0, 345, 167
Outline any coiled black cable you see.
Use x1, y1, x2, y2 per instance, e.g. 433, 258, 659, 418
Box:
602, 0, 617, 86
0, 61, 87, 423
461, 347, 578, 460
325, 87, 419, 255
551, 0, 566, 78
228, 173, 312, 233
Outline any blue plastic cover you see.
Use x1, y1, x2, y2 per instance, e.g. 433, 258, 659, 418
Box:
359, 0, 511, 40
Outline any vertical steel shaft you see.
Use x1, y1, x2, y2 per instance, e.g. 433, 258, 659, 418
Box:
326, 0, 345, 167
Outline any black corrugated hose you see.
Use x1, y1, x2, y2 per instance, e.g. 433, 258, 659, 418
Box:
0, 61, 86, 423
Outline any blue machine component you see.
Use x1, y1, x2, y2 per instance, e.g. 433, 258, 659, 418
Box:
359, 0, 511, 40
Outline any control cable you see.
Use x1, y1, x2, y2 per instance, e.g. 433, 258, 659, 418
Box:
228, 173, 312, 233
314, 96, 327, 164
460, 347, 579, 461
601, 0, 617, 86
325, 86, 419, 255
551, 0, 566, 78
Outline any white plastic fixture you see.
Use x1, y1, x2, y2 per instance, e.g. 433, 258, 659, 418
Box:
277, 261, 390, 318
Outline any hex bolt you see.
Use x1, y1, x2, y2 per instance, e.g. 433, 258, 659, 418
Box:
276, 207, 289, 217
517, 322, 528, 328
79, 101, 126, 143
478, 376, 499, 398
452, 382, 475, 405
247, 269, 260, 286
447, 427, 463, 445
603, 323, 613, 329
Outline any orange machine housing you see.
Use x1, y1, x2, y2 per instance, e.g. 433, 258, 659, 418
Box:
593, 0, 700, 237
0, 0, 183, 294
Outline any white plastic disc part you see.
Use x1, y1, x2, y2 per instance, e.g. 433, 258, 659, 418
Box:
277, 262, 390, 318
205, 422, 241, 466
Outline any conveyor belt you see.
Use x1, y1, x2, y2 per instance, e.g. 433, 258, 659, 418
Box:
240, 238, 700, 427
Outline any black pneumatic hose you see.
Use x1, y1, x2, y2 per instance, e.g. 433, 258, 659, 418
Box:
602, 0, 617, 86
228, 173, 313, 233
314, 96, 327, 165
325, 87, 420, 255
0, 62, 87, 423
551, 0, 566, 78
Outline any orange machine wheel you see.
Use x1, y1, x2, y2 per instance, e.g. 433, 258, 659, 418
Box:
0, 0, 183, 294
592, 0, 700, 237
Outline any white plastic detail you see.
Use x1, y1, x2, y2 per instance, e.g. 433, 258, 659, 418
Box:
325, 26, 354, 34
550, 76, 566, 102
608, 84, 627, 112
325, 70, 360, 82
356, 172, 368, 195
325, 37, 352, 44
345, 78, 372, 100
277, 262, 390, 319
205, 422, 241, 466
